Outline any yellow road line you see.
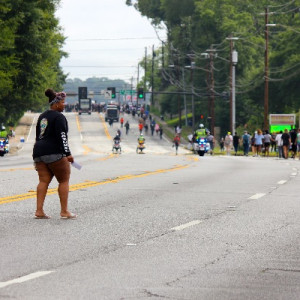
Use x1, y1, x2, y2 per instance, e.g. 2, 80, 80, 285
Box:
82, 145, 91, 155
0, 167, 34, 172
75, 115, 81, 132
96, 153, 115, 161
0, 164, 189, 205
99, 114, 112, 140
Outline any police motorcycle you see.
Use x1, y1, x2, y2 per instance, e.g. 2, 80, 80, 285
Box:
136, 134, 145, 154
195, 136, 210, 156
0, 138, 9, 157
112, 134, 121, 154
191, 124, 210, 156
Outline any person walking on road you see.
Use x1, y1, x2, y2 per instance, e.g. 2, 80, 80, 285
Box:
207, 131, 215, 155
173, 134, 180, 155
233, 132, 240, 155
281, 129, 291, 159
290, 128, 297, 159
224, 132, 233, 155
124, 121, 130, 135
155, 123, 160, 135
32, 89, 76, 219
159, 127, 163, 139
219, 137, 224, 152
138, 122, 144, 134
297, 129, 300, 159
150, 122, 155, 136
254, 129, 264, 156
263, 130, 272, 157
144, 123, 148, 134
275, 131, 283, 158
120, 117, 124, 128
242, 131, 250, 156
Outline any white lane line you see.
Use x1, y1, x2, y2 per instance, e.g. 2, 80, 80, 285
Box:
0, 271, 54, 289
291, 173, 297, 176
248, 193, 266, 200
277, 180, 287, 185
171, 220, 202, 231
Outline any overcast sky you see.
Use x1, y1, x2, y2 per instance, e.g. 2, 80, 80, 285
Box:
55, 0, 166, 84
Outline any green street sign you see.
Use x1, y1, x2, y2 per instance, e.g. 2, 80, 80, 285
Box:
120, 90, 135, 95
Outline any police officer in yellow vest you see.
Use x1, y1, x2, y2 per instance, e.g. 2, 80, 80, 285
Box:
0, 126, 8, 139
137, 133, 145, 143
195, 124, 207, 140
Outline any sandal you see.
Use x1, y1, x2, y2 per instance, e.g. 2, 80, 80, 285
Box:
34, 214, 51, 219
60, 213, 77, 219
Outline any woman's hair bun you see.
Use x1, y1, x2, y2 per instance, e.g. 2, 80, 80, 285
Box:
45, 88, 56, 102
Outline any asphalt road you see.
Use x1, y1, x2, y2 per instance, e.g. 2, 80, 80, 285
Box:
0, 112, 299, 300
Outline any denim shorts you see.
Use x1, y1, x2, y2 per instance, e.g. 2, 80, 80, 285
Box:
33, 154, 64, 164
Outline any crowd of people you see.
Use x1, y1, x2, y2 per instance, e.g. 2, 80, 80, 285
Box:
220, 128, 299, 159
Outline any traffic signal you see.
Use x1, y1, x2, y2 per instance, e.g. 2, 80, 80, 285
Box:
137, 88, 144, 99
200, 114, 204, 119
107, 87, 116, 99
78, 87, 87, 99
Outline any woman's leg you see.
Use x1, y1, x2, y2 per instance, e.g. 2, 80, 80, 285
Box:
48, 157, 72, 217
256, 145, 261, 155
283, 145, 288, 159
35, 162, 53, 217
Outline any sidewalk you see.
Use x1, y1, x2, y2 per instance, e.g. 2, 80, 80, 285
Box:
150, 116, 189, 145
9, 113, 35, 155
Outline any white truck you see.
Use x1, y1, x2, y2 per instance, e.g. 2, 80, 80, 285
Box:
105, 104, 119, 122
78, 98, 92, 115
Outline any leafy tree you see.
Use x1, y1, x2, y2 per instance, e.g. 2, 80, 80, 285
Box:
128, 0, 300, 136
0, 0, 66, 126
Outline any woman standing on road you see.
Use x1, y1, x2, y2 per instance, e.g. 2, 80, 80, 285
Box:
32, 89, 76, 219
254, 129, 264, 156
281, 129, 291, 159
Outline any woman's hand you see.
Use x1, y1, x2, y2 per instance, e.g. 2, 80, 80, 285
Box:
67, 155, 74, 163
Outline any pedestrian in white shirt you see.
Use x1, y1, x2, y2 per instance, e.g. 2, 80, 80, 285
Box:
275, 131, 283, 158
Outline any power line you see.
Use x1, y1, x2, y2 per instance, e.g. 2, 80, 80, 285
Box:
62, 65, 137, 68
67, 37, 163, 41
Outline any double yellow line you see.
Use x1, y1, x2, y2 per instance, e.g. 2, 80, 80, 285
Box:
0, 164, 189, 205
99, 114, 112, 140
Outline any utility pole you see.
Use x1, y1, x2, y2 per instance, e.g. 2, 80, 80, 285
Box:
144, 47, 147, 101
137, 64, 140, 108
182, 68, 188, 126
204, 48, 215, 135
130, 76, 133, 103
264, 7, 269, 131
176, 57, 182, 127
191, 62, 195, 132
229, 38, 233, 133
226, 36, 239, 135
209, 50, 215, 135
151, 45, 155, 105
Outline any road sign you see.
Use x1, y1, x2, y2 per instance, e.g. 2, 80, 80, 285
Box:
78, 87, 87, 99
120, 90, 134, 95
104, 90, 112, 99
269, 114, 296, 125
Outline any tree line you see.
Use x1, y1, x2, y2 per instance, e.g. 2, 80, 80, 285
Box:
127, 0, 300, 135
0, 0, 66, 127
